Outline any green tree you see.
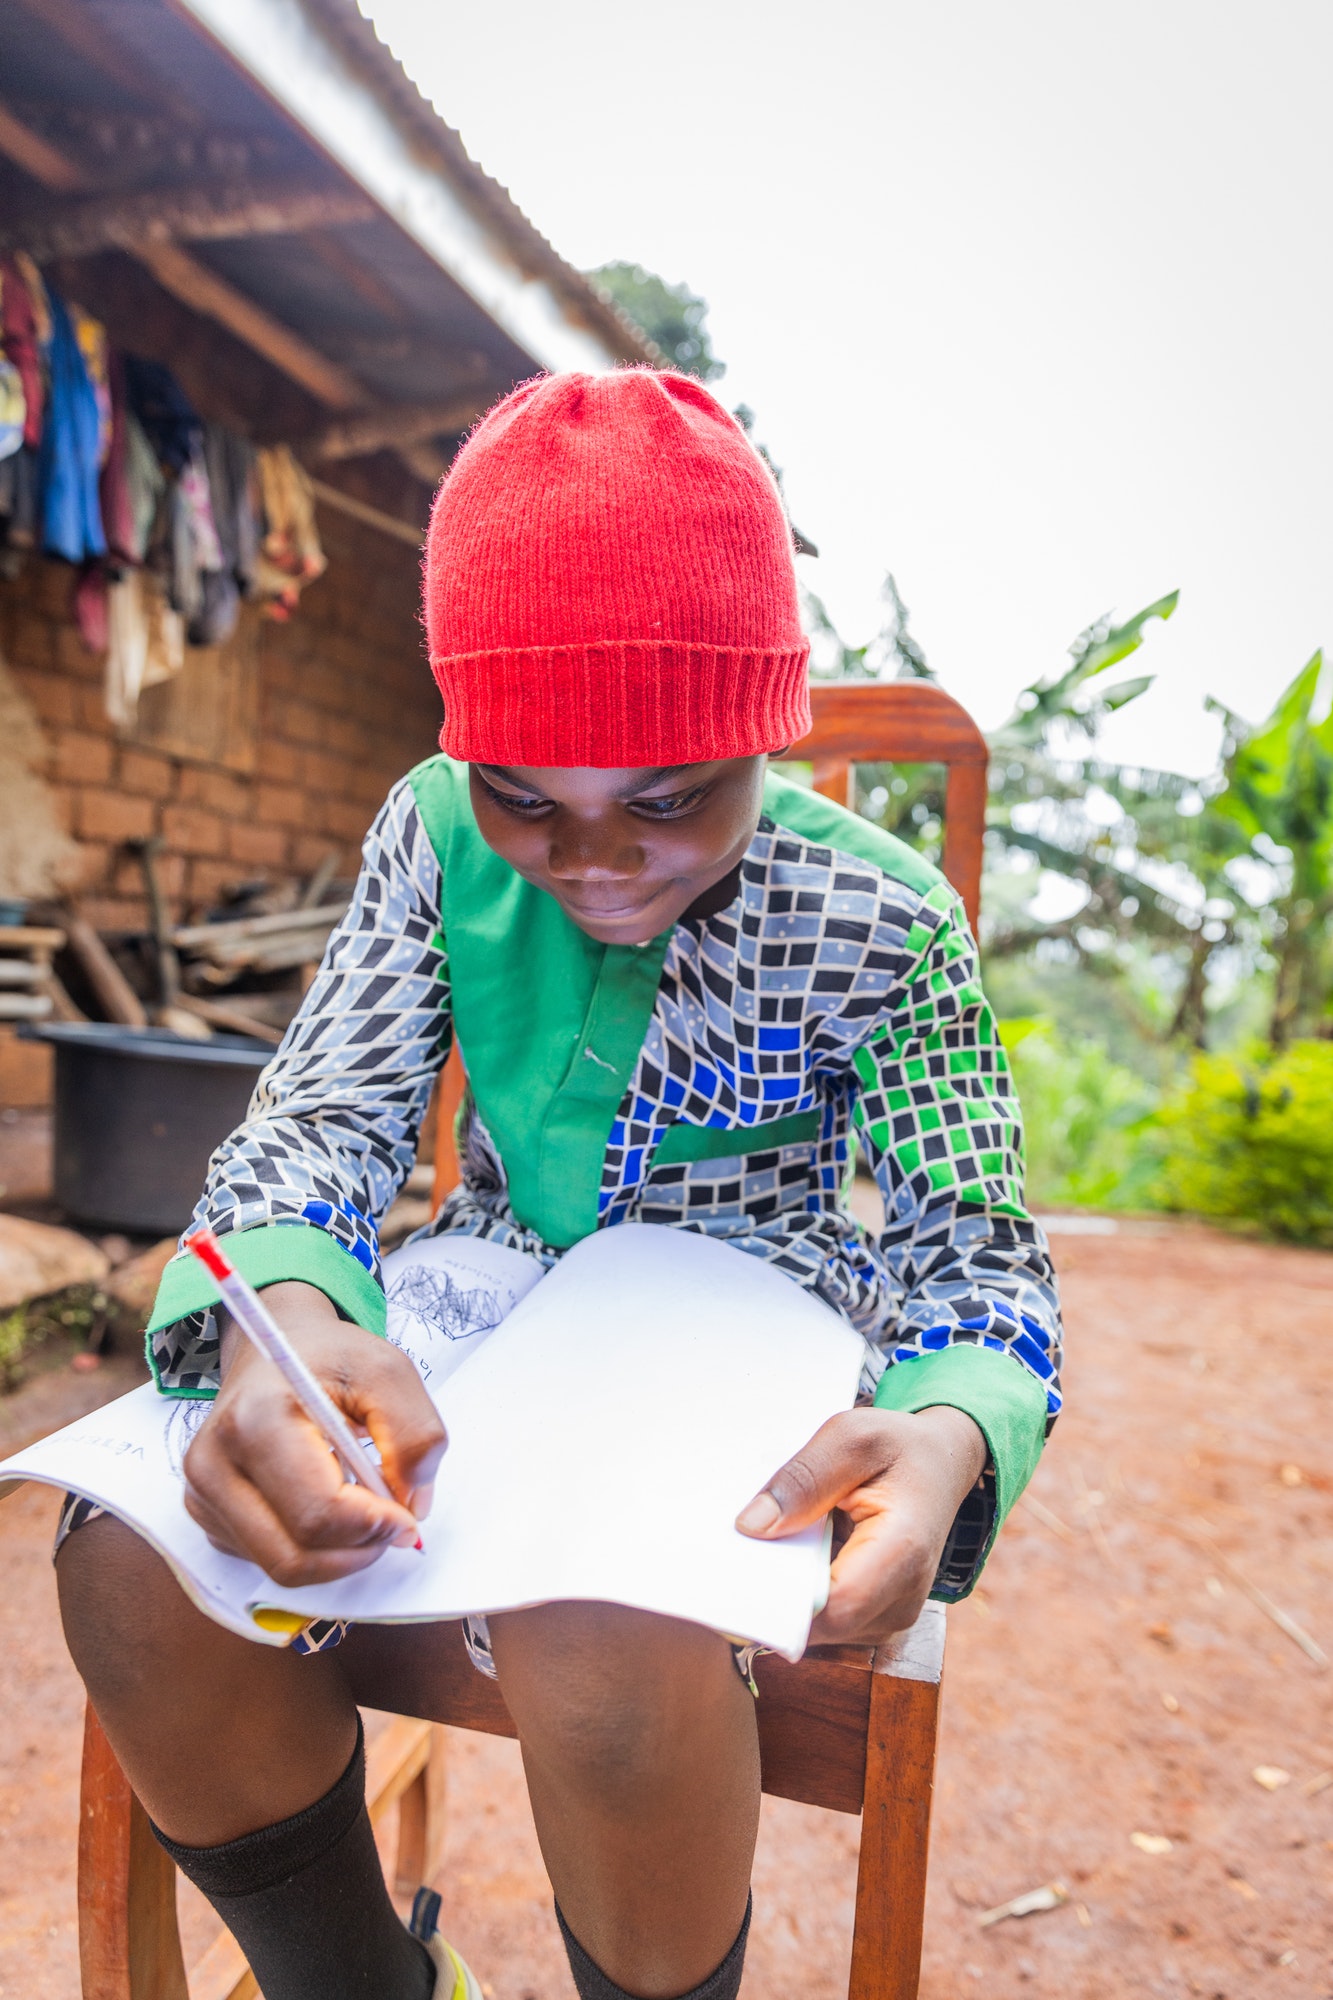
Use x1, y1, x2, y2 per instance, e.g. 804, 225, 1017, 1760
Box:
1208, 655, 1333, 1044
587, 261, 724, 380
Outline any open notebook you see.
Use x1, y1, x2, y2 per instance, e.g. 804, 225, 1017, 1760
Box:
0, 1223, 864, 1661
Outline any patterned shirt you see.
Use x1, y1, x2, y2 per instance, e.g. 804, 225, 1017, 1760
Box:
150, 760, 1062, 1598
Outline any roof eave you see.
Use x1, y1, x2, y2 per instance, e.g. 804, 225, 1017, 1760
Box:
168, 0, 657, 377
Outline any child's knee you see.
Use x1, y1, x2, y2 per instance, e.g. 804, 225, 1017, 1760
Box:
56, 1512, 199, 1704
488, 1602, 744, 1804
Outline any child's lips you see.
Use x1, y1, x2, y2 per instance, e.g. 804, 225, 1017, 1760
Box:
560, 892, 658, 924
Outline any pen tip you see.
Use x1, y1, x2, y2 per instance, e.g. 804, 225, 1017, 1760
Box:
413, 1536, 424, 1553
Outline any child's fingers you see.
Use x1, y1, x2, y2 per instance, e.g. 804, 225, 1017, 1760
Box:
183, 1440, 411, 1584
333, 1350, 448, 1517
735, 1410, 893, 1538
186, 1395, 419, 1570
807, 1509, 937, 1646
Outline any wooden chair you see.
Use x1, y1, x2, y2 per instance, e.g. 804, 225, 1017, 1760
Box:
77, 679, 988, 2000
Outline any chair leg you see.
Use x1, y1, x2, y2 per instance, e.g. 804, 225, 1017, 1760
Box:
78, 1702, 188, 2000
394, 1726, 448, 1896
847, 1672, 941, 2000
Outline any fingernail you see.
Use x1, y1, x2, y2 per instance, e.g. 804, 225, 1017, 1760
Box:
736, 1491, 782, 1535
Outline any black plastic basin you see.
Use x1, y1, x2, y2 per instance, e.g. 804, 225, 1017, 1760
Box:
22, 1023, 271, 1234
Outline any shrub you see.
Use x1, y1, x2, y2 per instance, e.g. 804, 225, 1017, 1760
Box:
1156, 1040, 1333, 1246
1000, 1018, 1165, 1211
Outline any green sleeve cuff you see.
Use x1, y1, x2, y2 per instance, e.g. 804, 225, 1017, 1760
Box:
873, 1343, 1049, 1593
146, 1224, 388, 1346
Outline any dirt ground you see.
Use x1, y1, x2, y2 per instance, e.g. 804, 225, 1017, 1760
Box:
1, 1220, 1331, 2000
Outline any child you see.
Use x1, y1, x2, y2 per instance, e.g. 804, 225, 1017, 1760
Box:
56, 370, 1061, 2000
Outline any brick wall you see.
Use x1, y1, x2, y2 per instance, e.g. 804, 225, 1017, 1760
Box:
0, 506, 439, 933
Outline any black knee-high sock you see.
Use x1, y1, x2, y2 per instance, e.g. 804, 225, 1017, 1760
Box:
152, 1718, 434, 2000
556, 1893, 752, 2000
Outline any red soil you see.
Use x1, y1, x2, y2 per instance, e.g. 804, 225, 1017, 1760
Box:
1, 1222, 1330, 1999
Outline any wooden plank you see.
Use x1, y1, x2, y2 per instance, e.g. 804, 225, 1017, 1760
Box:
848, 1670, 942, 2000
78, 1705, 188, 2000
338, 1619, 520, 1740
65, 915, 149, 1028
874, 1600, 946, 1686
14, 0, 157, 101
792, 682, 990, 767
753, 1646, 873, 1813
1, 180, 375, 263
133, 240, 368, 410
780, 683, 989, 933
0, 104, 84, 192
942, 764, 987, 934
363, 1713, 433, 1819
430, 1043, 467, 1210
0, 926, 67, 950
309, 478, 425, 548
393, 1727, 449, 1896
307, 396, 485, 462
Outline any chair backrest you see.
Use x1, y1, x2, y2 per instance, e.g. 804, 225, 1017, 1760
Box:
430, 679, 988, 1206
780, 680, 989, 930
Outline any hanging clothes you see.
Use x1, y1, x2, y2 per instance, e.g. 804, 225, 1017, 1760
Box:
73, 564, 109, 654
124, 411, 165, 563
38, 290, 107, 565
99, 351, 137, 563
0, 446, 37, 578
123, 355, 201, 474
203, 423, 261, 596
255, 444, 326, 618
0, 358, 23, 462
0, 255, 46, 451
104, 568, 185, 728
72, 306, 112, 471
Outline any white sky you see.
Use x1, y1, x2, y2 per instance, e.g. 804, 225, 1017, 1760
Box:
364, 0, 1333, 776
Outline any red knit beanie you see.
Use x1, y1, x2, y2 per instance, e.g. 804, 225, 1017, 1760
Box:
424, 368, 810, 766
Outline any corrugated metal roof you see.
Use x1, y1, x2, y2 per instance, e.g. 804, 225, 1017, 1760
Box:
0, 0, 658, 505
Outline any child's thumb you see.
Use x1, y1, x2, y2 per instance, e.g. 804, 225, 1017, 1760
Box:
734, 1411, 878, 1538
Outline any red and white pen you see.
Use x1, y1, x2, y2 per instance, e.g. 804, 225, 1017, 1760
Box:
186, 1225, 422, 1548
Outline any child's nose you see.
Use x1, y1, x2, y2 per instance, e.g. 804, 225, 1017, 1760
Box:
546, 828, 645, 881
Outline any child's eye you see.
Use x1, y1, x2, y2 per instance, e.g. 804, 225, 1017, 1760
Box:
479, 777, 551, 815
629, 785, 710, 820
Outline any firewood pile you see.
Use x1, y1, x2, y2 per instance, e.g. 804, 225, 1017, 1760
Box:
13, 848, 350, 1050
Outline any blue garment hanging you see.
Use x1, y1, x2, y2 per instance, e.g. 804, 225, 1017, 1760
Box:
39, 290, 107, 564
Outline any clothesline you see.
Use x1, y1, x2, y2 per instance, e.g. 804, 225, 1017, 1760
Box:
0, 255, 331, 725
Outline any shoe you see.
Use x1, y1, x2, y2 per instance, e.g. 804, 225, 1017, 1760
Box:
410, 1888, 484, 2000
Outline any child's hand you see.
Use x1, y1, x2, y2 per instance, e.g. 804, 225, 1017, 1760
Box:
735, 1406, 987, 1646
183, 1280, 447, 1587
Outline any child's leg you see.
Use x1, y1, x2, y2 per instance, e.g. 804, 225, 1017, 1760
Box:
56, 1513, 435, 2000
488, 1601, 760, 2000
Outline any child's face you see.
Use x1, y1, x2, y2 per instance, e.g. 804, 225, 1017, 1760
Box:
469, 755, 769, 944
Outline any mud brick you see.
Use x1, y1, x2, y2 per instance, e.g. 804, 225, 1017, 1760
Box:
76, 788, 155, 845
292, 834, 346, 875
52, 730, 114, 786
111, 846, 184, 901
179, 767, 251, 819
117, 749, 176, 800
161, 804, 225, 857
324, 797, 374, 843
256, 738, 302, 783
12, 666, 76, 730
54, 625, 103, 677
227, 820, 290, 869
185, 858, 241, 910
256, 784, 306, 829
6, 613, 57, 673
79, 895, 146, 932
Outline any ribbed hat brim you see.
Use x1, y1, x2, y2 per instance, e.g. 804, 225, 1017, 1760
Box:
432, 639, 811, 767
